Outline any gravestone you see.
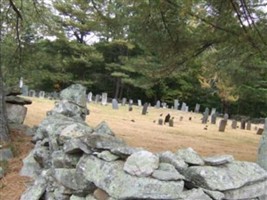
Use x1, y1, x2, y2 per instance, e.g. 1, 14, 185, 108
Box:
52, 91, 59, 100
21, 85, 29, 96
162, 102, 167, 109
169, 117, 174, 127
112, 99, 119, 110
185, 106, 189, 112
101, 93, 108, 106
39, 91, 45, 98
164, 114, 171, 124
219, 119, 227, 132
179, 116, 183, 121
122, 98, 127, 106
211, 108, 216, 116
174, 100, 179, 110
95, 94, 100, 103
158, 118, 163, 125
211, 113, 217, 124
29, 90, 36, 97
137, 99, 142, 106
87, 92, 93, 102
246, 121, 251, 130
257, 128, 264, 135
129, 99, 133, 105
142, 103, 148, 115
241, 119, 246, 130
231, 120, 237, 129
155, 100, 160, 109
194, 103, 200, 113
128, 99, 133, 111
19, 77, 23, 88
202, 108, 209, 124
181, 102, 186, 111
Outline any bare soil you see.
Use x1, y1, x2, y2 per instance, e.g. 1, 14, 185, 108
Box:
0, 97, 263, 199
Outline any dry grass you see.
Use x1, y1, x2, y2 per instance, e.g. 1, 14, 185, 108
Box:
0, 97, 263, 199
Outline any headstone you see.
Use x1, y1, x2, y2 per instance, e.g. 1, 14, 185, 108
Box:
129, 99, 133, 111
241, 119, 246, 130
142, 103, 148, 115
257, 118, 267, 170
211, 113, 217, 124
101, 93, 108, 105
21, 85, 29, 96
39, 91, 45, 98
231, 120, 237, 129
155, 100, 160, 108
202, 108, 209, 124
219, 119, 227, 132
194, 104, 200, 113
185, 106, 189, 112
181, 102, 186, 111
19, 77, 23, 88
246, 121, 251, 130
122, 98, 127, 106
52, 91, 59, 99
95, 94, 100, 103
129, 99, 133, 105
112, 99, 119, 110
257, 128, 264, 135
174, 100, 179, 110
87, 92, 93, 102
158, 118, 163, 125
164, 114, 171, 124
210, 108, 216, 116
169, 117, 174, 127
29, 90, 36, 97
137, 99, 142, 106
162, 102, 167, 109
179, 116, 183, 121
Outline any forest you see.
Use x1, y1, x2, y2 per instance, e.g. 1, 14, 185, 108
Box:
1, 0, 267, 118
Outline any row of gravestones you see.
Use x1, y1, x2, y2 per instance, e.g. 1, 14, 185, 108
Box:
21, 85, 60, 99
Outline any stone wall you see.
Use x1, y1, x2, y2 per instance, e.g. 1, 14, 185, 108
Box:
20, 84, 267, 200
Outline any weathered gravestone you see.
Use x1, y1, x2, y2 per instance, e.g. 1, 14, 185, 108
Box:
169, 117, 174, 127
219, 119, 227, 132
122, 98, 127, 106
142, 103, 148, 115
112, 99, 119, 110
257, 118, 267, 170
29, 90, 36, 97
223, 113, 229, 124
202, 108, 209, 124
246, 121, 251, 130
231, 120, 237, 129
241, 119, 246, 130
185, 106, 189, 112
181, 102, 186, 111
101, 93, 108, 106
87, 92, 93, 102
155, 100, 160, 109
95, 94, 100, 103
162, 102, 167, 109
137, 99, 142, 106
257, 128, 264, 135
174, 100, 179, 110
39, 91, 45, 98
21, 85, 29, 96
194, 103, 200, 113
158, 118, 163, 125
211, 113, 217, 124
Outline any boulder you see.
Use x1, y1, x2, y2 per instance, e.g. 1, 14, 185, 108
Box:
176, 148, 204, 166
94, 121, 115, 136
177, 188, 212, 200
152, 163, 185, 181
94, 150, 119, 162
158, 151, 188, 172
20, 150, 41, 178
110, 146, 144, 159
51, 150, 81, 168
77, 155, 184, 199
123, 150, 159, 177
63, 138, 92, 154
60, 84, 87, 108
5, 95, 32, 105
6, 103, 27, 124
203, 189, 225, 200
20, 177, 47, 200
184, 161, 267, 192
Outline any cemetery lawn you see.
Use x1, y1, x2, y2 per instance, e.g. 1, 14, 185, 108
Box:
0, 97, 263, 200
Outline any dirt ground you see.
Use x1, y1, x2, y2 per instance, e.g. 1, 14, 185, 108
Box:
0, 97, 264, 199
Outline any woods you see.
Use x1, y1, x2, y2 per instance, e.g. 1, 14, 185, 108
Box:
0, 0, 267, 130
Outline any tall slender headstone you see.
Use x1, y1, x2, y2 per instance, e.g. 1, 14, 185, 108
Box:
202, 108, 209, 124
112, 99, 119, 110
95, 94, 100, 103
155, 100, 160, 108
210, 108, 216, 116
219, 119, 227, 132
194, 103, 200, 113
122, 98, 127, 106
137, 99, 142, 106
185, 106, 189, 112
162, 102, 167, 109
21, 85, 29, 96
19, 77, 23, 88
246, 121, 251, 130
101, 93, 108, 105
142, 103, 148, 115
88, 92, 93, 102
241, 119, 246, 130
181, 102, 186, 111
174, 100, 179, 110
129, 99, 133, 111
231, 120, 237, 129
257, 118, 267, 170
39, 91, 45, 98
211, 113, 217, 124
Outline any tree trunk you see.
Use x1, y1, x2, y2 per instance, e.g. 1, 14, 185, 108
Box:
114, 78, 121, 99
0, 66, 10, 142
